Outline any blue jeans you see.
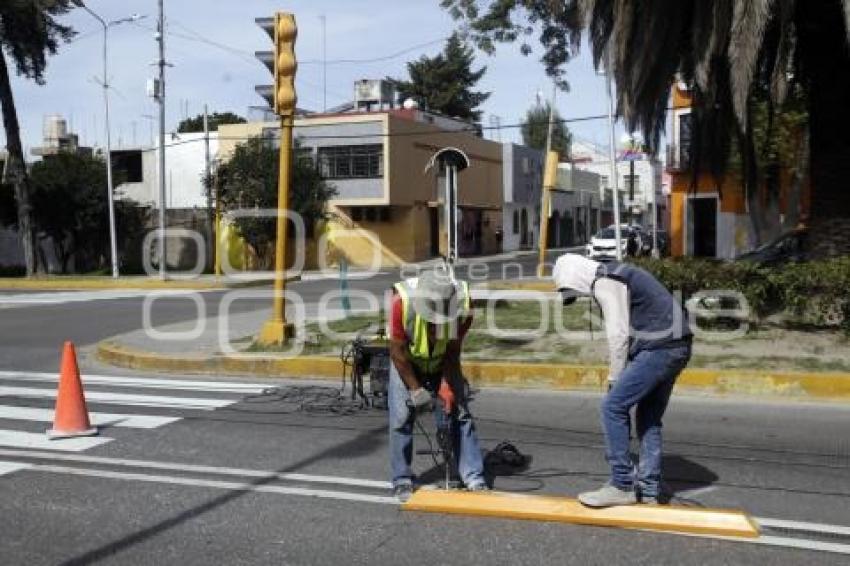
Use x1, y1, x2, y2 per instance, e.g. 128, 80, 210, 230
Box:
601, 345, 691, 498
388, 361, 486, 488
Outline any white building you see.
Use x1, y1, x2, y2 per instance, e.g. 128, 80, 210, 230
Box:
501, 143, 543, 252
118, 132, 218, 210
571, 139, 665, 231
549, 163, 604, 247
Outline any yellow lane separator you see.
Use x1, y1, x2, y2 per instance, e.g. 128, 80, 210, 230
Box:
403, 489, 760, 539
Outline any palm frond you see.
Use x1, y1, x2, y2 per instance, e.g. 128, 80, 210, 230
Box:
728, 0, 774, 130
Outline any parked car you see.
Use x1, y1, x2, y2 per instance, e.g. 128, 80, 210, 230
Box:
586, 225, 643, 261
735, 227, 808, 266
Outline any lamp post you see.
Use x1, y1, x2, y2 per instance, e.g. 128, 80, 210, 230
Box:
72, 1, 145, 278
603, 48, 623, 261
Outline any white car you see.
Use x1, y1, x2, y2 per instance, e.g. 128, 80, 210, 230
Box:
585, 225, 643, 261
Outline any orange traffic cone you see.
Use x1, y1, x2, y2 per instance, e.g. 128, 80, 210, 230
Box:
47, 342, 97, 439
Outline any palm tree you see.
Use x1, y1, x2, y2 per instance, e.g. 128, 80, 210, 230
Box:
0, 1, 75, 275
441, 0, 850, 256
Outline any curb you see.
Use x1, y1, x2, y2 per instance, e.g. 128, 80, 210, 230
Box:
96, 341, 850, 402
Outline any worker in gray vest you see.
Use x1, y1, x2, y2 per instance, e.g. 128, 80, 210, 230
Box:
387, 267, 487, 502
553, 253, 692, 507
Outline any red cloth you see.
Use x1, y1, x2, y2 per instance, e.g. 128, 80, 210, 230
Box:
389, 293, 472, 342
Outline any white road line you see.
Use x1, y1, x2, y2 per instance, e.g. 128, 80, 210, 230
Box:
0, 386, 236, 410
0, 448, 392, 489
0, 406, 180, 429
674, 485, 718, 499
0, 460, 31, 476
30, 464, 397, 505
0, 430, 111, 452
756, 517, 850, 537
0, 290, 206, 308
678, 531, 850, 556
0, 371, 270, 394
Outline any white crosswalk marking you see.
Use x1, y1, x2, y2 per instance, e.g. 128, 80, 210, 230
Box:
0, 385, 237, 410
0, 370, 269, 394
0, 430, 112, 451
0, 460, 31, 476
0, 370, 254, 455
0, 406, 180, 429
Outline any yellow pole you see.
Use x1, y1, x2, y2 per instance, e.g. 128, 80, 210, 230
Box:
214, 175, 222, 278
537, 150, 559, 277
258, 114, 295, 344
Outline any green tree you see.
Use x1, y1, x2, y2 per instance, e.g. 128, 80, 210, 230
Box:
214, 137, 336, 268
177, 111, 246, 133
391, 33, 491, 123
0, 0, 76, 275
441, 0, 850, 256
521, 102, 571, 158
29, 152, 143, 273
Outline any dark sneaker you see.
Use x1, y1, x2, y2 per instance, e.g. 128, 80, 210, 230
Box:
578, 484, 637, 508
393, 484, 414, 503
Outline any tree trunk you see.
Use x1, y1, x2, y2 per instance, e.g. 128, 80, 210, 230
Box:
797, 0, 850, 258
0, 49, 36, 275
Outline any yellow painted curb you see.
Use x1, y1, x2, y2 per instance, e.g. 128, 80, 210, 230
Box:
403, 489, 760, 539
95, 341, 850, 401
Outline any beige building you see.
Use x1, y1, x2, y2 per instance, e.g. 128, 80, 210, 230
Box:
218, 108, 505, 267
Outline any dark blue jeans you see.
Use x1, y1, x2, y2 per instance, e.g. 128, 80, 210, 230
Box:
601, 345, 691, 498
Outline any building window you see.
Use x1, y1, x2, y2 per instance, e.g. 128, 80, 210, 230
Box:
623, 174, 640, 190
513, 210, 519, 234
318, 145, 382, 179
349, 206, 391, 223
678, 113, 693, 167
600, 175, 609, 189
294, 147, 314, 166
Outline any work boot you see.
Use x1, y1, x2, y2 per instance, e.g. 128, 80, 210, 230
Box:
578, 483, 637, 508
393, 483, 414, 503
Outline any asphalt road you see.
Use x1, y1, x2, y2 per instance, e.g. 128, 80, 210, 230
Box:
1, 254, 849, 565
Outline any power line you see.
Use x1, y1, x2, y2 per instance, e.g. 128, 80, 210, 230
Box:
300, 37, 448, 65
132, 105, 690, 153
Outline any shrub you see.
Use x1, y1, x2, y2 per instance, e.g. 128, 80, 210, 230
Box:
631, 257, 850, 330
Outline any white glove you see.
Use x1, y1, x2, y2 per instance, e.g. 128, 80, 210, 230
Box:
409, 387, 433, 412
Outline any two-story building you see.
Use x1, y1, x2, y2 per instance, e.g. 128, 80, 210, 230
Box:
666, 83, 810, 258
219, 106, 505, 266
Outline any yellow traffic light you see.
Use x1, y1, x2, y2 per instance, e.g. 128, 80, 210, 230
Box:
274, 13, 297, 116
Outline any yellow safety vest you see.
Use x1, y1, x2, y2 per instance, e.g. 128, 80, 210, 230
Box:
393, 278, 471, 375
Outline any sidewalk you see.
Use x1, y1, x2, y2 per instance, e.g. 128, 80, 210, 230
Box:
95, 306, 850, 403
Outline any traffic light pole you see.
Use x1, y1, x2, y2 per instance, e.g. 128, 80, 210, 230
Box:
537, 151, 558, 277
258, 114, 295, 344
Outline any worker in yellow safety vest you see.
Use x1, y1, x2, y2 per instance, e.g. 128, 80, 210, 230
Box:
387, 267, 487, 502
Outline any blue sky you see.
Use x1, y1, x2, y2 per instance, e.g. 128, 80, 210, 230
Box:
6, 0, 619, 153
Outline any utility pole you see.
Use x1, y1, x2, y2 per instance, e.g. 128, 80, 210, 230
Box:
203, 104, 214, 274
156, 0, 168, 279
320, 14, 327, 112
604, 48, 623, 261
72, 1, 142, 278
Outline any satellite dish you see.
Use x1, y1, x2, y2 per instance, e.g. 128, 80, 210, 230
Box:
424, 147, 470, 174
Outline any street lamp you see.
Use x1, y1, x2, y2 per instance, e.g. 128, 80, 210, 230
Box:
72, 1, 146, 279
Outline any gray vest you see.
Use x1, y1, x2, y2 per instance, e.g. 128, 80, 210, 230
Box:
595, 262, 692, 359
